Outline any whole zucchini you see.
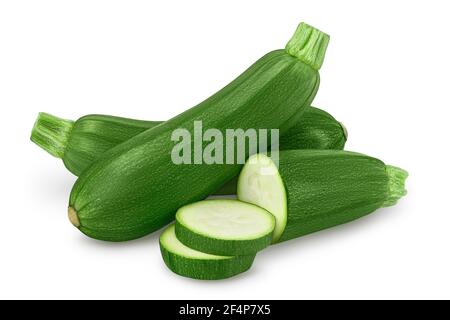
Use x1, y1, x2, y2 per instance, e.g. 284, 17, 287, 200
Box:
237, 151, 408, 243
68, 22, 330, 241
31, 106, 347, 187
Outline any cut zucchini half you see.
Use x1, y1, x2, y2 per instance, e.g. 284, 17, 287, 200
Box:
175, 200, 275, 256
238, 151, 408, 244
237, 154, 287, 243
160, 225, 256, 280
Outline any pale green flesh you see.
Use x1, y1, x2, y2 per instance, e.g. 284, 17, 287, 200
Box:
237, 154, 287, 243
160, 225, 229, 260
177, 200, 275, 240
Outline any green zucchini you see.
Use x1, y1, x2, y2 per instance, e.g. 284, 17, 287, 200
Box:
175, 199, 274, 255
237, 151, 408, 243
31, 106, 347, 180
160, 225, 255, 280
68, 22, 330, 241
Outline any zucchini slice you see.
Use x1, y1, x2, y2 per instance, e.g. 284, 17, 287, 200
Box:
175, 200, 275, 256
237, 151, 408, 243
160, 225, 255, 280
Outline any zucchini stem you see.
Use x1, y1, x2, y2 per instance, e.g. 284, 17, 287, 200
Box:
383, 165, 409, 207
30, 113, 74, 158
285, 22, 330, 70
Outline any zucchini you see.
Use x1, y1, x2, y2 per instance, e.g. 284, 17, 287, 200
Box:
160, 225, 255, 280
175, 199, 274, 255
31, 106, 347, 179
68, 22, 330, 241
237, 151, 408, 243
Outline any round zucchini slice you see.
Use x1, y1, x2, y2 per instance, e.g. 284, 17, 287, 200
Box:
175, 200, 275, 256
160, 225, 255, 280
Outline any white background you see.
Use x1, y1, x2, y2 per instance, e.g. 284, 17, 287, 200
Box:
0, 0, 449, 300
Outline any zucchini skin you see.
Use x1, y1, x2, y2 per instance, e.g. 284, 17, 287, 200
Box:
69, 49, 321, 241
251, 150, 408, 243
31, 106, 346, 178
